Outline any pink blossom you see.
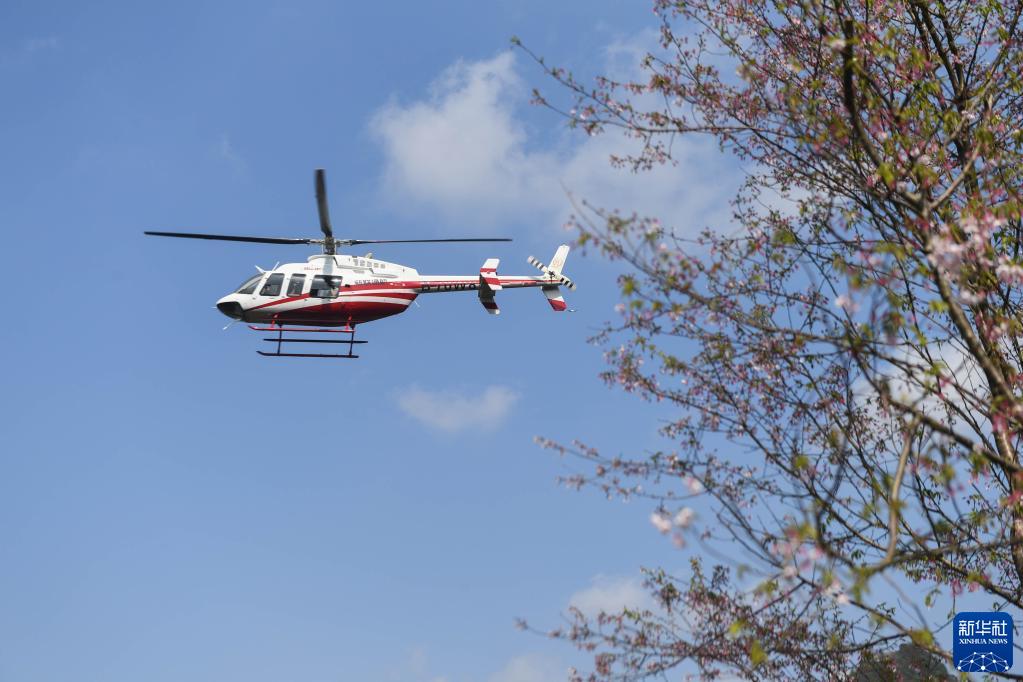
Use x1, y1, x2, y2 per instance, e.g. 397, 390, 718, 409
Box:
996, 258, 1023, 284
650, 511, 672, 534
834, 294, 859, 313
674, 507, 695, 528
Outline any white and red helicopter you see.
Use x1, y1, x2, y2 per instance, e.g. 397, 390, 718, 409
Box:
145, 170, 575, 358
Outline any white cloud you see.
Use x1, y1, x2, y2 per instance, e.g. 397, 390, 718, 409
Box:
854, 340, 988, 438
370, 53, 560, 225
559, 130, 734, 233
487, 653, 565, 682
369, 48, 738, 234
395, 384, 520, 433
567, 574, 656, 618
370, 54, 560, 223
386, 645, 449, 682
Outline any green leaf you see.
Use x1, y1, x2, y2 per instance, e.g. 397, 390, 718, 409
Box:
750, 639, 767, 667
908, 629, 934, 647
878, 163, 895, 185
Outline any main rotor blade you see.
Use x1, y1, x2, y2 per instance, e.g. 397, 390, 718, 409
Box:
145, 232, 512, 247
145, 231, 316, 245
315, 169, 333, 241
341, 238, 513, 246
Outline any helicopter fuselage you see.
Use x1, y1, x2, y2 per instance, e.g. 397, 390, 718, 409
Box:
215, 253, 566, 327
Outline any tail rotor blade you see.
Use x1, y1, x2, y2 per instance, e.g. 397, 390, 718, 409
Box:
527, 255, 548, 273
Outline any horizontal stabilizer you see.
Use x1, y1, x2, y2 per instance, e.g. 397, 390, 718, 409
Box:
479, 258, 501, 314
480, 258, 502, 291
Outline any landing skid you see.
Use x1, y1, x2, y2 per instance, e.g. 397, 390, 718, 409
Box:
249, 324, 365, 359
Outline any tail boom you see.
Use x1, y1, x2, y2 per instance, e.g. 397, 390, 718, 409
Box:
414, 245, 575, 313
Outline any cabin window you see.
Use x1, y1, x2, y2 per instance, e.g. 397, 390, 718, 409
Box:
259, 273, 285, 296
310, 275, 342, 298
235, 274, 262, 295
287, 274, 306, 296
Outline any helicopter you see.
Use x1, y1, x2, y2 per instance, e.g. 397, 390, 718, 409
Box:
145, 169, 576, 359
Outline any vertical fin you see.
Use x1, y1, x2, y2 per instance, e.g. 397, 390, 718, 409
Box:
479, 296, 500, 315
548, 245, 570, 277
542, 285, 567, 312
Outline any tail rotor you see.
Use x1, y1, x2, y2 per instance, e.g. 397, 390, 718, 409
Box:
527, 244, 576, 290
527, 244, 576, 311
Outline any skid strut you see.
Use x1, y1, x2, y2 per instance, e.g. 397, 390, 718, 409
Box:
249, 324, 365, 359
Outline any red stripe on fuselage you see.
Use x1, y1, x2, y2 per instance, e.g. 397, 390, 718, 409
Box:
342, 291, 417, 300
248, 285, 416, 312
243, 281, 417, 326
272, 300, 410, 325
250, 293, 311, 310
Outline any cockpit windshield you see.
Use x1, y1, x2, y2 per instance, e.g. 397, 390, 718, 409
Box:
235, 274, 263, 294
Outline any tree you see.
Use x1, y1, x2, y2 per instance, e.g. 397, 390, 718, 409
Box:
853, 643, 954, 681
519, 0, 1023, 678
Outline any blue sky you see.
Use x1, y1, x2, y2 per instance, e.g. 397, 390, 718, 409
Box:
0, 2, 743, 680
